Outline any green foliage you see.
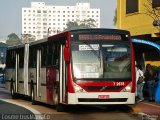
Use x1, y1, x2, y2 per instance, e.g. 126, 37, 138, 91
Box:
6, 33, 22, 46
66, 21, 80, 30
80, 18, 97, 28
65, 18, 97, 31
21, 34, 35, 43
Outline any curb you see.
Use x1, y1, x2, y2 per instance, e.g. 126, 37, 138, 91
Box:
132, 101, 160, 120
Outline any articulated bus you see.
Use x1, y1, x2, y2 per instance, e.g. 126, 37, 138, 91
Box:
5, 29, 135, 111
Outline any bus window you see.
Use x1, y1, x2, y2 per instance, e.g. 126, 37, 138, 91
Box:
71, 43, 102, 78
41, 43, 47, 67
19, 48, 24, 68
53, 45, 60, 67
71, 43, 131, 79
46, 43, 60, 67
102, 44, 131, 79
6, 50, 16, 68
29, 48, 36, 68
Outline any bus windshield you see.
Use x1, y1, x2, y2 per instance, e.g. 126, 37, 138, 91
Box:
71, 42, 131, 80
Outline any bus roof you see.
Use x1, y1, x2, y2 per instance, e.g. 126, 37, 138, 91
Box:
29, 38, 48, 46
7, 28, 130, 50
48, 28, 130, 41
69, 28, 130, 34
7, 44, 25, 50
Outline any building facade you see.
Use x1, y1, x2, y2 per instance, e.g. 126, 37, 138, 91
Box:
22, 2, 100, 40
117, 0, 160, 66
117, 0, 160, 41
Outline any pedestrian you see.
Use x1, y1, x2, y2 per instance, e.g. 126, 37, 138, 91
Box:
144, 64, 156, 102
136, 64, 145, 102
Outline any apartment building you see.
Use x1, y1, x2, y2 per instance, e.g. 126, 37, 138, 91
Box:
22, 2, 100, 40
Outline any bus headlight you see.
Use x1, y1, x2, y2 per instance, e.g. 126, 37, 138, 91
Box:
74, 83, 86, 93
121, 83, 131, 92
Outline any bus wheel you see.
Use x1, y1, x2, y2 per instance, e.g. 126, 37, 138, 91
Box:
53, 89, 58, 105
31, 87, 36, 105
11, 79, 16, 99
56, 104, 65, 112
53, 89, 64, 112
11, 86, 16, 99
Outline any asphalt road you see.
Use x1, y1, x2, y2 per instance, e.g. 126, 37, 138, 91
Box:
0, 84, 139, 120
0, 86, 36, 120
0, 100, 36, 120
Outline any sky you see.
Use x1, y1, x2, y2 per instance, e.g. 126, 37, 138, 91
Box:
0, 0, 117, 38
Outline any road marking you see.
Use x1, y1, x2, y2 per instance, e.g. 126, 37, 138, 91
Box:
0, 98, 43, 120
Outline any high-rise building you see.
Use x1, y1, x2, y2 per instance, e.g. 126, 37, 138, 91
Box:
22, 2, 100, 40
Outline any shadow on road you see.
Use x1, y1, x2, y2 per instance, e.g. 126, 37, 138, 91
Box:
57, 104, 133, 114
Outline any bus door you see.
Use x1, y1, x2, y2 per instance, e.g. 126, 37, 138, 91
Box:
15, 53, 19, 93
59, 45, 67, 103
36, 49, 42, 100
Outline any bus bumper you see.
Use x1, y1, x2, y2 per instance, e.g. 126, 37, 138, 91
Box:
68, 92, 135, 105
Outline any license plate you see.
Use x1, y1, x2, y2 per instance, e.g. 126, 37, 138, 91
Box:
98, 95, 110, 99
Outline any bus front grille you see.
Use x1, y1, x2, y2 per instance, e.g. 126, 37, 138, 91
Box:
86, 86, 121, 91
78, 98, 128, 102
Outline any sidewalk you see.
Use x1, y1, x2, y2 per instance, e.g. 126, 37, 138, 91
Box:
132, 100, 160, 120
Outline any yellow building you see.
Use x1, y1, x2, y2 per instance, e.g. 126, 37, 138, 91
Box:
117, 0, 160, 39
117, 0, 160, 67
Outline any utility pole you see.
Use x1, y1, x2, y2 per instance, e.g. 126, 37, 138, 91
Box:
48, 27, 51, 37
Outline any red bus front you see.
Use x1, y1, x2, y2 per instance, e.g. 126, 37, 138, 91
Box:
66, 29, 135, 105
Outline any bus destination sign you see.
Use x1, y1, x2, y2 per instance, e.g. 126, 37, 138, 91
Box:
79, 34, 122, 41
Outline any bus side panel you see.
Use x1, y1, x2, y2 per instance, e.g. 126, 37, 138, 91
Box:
46, 67, 57, 104
40, 68, 47, 102
18, 68, 24, 94
5, 69, 16, 91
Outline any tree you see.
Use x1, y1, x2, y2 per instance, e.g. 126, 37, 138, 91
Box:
21, 34, 36, 43
65, 18, 97, 31
80, 18, 97, 28
66, 21, 80, 30
6, 33, 22, 46
143, 0, 160, 31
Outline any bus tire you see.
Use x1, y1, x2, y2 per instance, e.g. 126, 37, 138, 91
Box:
11, 86, 16, 99
31, 89, 37, 105
53, 89, 58, 105
56, 104, 65, 112
53, 89, 64, 112
10, 79, 16, 99
31, 82, 36, 105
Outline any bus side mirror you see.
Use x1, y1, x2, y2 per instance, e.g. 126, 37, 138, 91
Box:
64, 47, 70, 63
